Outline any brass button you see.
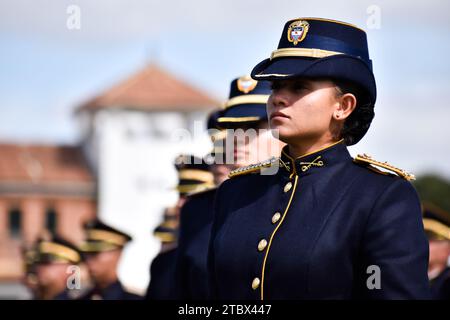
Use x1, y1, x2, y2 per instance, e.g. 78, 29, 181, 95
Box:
252, 277, 261, 290
258, 239, 268, 252
272, 212, 281, 224
284, 181, 292, 192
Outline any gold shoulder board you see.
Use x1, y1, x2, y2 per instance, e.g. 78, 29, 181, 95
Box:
229, 157, 279, 178
353, 154, 415, 181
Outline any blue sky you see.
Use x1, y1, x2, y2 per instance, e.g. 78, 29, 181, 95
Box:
1, 0, 450, 177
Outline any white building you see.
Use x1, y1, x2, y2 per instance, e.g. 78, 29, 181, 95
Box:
76, 64, 217, 293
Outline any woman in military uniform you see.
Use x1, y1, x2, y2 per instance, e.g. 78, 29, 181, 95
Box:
207, 18, 430, 299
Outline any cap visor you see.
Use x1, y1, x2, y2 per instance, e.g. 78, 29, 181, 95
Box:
251, 55, 376, 103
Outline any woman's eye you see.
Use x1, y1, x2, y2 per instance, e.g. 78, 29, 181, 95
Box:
270, 83, 280, 91
270, 81, 307, 92
293, 84, 307, 91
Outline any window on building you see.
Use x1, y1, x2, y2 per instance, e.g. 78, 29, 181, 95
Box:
9, 208, 21, 238
46, 208, 57, 236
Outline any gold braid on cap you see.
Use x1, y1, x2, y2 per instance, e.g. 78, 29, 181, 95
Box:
178, 169, 214, 183
423, 218, 450, 240
39, 241, 81, 263
87, 229, 128, 247
176, 182, 215, 194
223, 95, 269, 109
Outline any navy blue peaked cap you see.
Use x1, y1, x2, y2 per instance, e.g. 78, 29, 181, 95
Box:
251, 18, 376, 105
217, 75, 271, 127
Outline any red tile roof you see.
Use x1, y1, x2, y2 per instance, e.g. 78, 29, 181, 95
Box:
77, 64, 218, 112
0, 144, 93, 184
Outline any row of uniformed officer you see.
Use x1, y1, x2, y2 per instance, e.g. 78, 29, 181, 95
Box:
23, 220, 140, 300
146, 154, 214, 299
173, 76, 284, 299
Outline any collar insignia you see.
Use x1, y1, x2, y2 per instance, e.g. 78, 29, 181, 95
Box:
298, 155, 324, 172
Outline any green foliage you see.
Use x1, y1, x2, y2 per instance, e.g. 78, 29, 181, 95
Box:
413, 174, 450, 212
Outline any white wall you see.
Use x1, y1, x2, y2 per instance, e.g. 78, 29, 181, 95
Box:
84, 108, 211, 294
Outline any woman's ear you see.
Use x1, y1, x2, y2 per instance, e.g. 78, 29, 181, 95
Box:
333, 93, 357, 121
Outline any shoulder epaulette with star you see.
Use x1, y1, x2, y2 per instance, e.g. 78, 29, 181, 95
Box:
353, 154, 415, 181
229, 157, 279, 178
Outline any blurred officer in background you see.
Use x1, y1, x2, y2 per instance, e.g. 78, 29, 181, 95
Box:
145, 155, 214, 299
174, 77, 285, 299
208, 18, 430, 299
173, 110, 227, 300
423, 202, 450, 299
79, 220, 141, 300
32, 235, 84, 300
145, 206, 179, 300
22, 244, 39, 299
153, 206, 180, 252
206, 109, 230, 186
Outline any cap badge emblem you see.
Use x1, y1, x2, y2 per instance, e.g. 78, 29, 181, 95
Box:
287, 20, 309, 45
237, 76, 258, 93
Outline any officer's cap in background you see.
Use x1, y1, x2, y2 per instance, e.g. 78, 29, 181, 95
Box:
217, 75, 271, 128
34, 235, 83, 265
80, 219, 132, 253
422, 202, 450, 241
174, 154, 214, 195
153, 207, 178, 244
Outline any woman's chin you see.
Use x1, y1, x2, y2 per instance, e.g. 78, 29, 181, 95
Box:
269, 126, 291, 142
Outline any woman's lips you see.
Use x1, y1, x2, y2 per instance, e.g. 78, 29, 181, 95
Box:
269, 111, 289, 120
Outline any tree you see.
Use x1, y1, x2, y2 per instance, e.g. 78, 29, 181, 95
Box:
413, 174, 450, 212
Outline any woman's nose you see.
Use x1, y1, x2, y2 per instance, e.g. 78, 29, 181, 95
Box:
269, 91, 289, 109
